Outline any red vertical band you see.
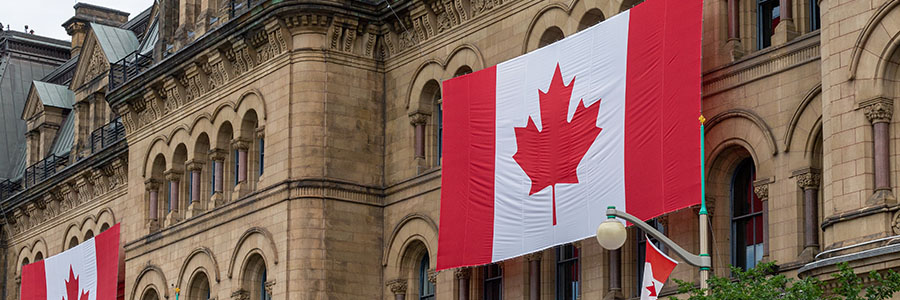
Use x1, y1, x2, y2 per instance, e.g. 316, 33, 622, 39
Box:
624, 0, 702, 221
21, 260, 47, 300
437, 66, 497, 270
95, 224, 120, 300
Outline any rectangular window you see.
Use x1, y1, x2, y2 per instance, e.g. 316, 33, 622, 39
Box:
259, 138, 265, 176
757, 0, 780, 49
210, 162, 216, 195
234, 149, 239, 186
166, 182, 172, 212
556, 244, 580, 300
437, 102, 443, 165
810, 0, 820, 31
732, 159, 763, 271
636, 219, 665, 296
484, 264, 502, 300
188, 172, 193, 204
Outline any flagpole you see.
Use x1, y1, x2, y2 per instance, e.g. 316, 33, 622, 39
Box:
699, 115, 709, 291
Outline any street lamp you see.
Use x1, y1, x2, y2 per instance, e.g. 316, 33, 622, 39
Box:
596, 206, 711, 290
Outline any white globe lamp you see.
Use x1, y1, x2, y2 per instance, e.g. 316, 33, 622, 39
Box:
595, 207, 627, 250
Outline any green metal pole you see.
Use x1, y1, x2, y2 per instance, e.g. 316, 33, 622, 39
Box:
699, 115, 709, 291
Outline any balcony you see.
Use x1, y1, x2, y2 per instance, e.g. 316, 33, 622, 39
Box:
91, 118, 126, 153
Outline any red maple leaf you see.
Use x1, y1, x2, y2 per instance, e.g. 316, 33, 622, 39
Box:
64, 266, 90, 300
646, 283, 658, 297
513, 63, 602, 225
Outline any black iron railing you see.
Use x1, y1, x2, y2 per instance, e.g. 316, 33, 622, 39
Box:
108, 51, 152, 90
0, 179, 21, 201
23, 153, 69, 189
91, 118, 126, 154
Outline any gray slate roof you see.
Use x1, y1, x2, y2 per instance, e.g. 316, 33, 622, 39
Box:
32, 81, 74, 109
91, 23, 140, 63
48, 112, 75, 157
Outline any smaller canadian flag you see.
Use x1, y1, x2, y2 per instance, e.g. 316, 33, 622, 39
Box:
640, 235, 678, 300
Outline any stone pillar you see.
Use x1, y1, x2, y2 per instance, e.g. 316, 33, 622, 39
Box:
232, 139, 250, 198
210, 149, 226, 206
795, 168, 821, 261
773, 0, 798, 45
145, 179, 160, 232
604, 249, 623, 300
186, 160, 204, 218
863, 99, 896, 204
455, 267, 470, 300
726, 0, 744, 60
164, 170, 182, 226
525, 252, 542, 300
753, 179, 771, 260
410, 112, 429, 171
387, 279, 407, 300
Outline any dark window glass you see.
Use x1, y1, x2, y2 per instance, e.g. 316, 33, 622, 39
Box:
757, 0, 780, 49
437, 103, 443, 165
731, 159, 763, 271
484, 263, 502, 300
810, 0, 820, 31
210, 162, 216, 195
259, 138, 265, 176
167, 182, 172, 212
420, 255, 435, 300
260, 270, 270, 300
635, 219, 665, 296
234, 149, 240, 186
556, 244, 580, 300
188, 172, 193, 204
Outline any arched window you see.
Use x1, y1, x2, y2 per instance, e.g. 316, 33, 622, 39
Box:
538, 27, 565, 48
242, 254, 270, 300
100, 223, 110, 233
757, 0, 780, 49
84, 230, 94, 240
68, 236, 79, 249
142, 288, 160, 300
483, 263, 502, 300
188, 272, 211, 300
34, 252, 43, 262
419, 255, 435, 300
731, 159, 763, 270
577, 9, 605, 32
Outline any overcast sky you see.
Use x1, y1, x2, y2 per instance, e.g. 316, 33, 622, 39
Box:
0, 0, 153, 41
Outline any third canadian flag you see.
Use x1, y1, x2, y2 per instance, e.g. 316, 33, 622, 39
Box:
438, 0, 702, 270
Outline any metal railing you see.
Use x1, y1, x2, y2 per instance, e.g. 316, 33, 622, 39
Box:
23, 153, 69, 189
108, 51, 152, 90
0, 179, 21, 201
91, 118, 126, 154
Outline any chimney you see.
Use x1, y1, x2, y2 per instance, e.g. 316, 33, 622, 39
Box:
61, 2, 130, 57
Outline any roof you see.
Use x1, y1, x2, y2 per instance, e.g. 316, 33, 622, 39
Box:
124, 6, 154, 36
40, 55, 79, 85
48, 112, 75, 157
32, 81, 74, 109
90, 23, 139, 63
137, 16, 158, 56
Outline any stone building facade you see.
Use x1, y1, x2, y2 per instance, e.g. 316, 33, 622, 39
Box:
1, 0, 900, 299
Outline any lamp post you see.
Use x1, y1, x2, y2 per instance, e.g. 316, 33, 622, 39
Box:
596, 206, 711, 290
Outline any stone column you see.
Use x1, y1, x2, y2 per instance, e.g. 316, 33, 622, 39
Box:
164, 170, 182, 226
410, 112, 429, 171
604, 249, 623, 300
795, 168, 821, 261
726, 0, 744, 60
145, 179, 160, 232
186, 160, 204, 218
525, 252, 542, 300
753, 179, 771, 260
209, 149, 226, 206
232, 139, 250, 198
773, 0, 798, 45
455, 267, 470, 300
387, 279, 407, 300
863, 100, 895, 204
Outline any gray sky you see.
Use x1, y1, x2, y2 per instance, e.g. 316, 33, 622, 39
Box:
0, 0, 153, 41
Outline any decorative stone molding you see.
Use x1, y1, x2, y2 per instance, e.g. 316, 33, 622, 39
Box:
387, 279, 407, 294
182, 62, 208, 102
454, 267, 470, 279
145, 179, 161, 191
753, 180, 770, 200
256, 126, 266, 139
862, 97, 893, 124
231, 139, 250, 151
164, 170, 183, 182
209, 148, 228, 161
163, 76, 185, 113
264, 280, 275, 296
427, 269, 437, 284
892, 211, 900, 235
186, 160, 205, 172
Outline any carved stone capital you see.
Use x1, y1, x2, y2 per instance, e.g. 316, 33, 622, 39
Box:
409, 112, 430, 126
186, 160, 205, 172
264, 280, 275, 296
231, 139, 250, 151
387, 279, 407, 294
793, 168, 821, 190
524, 252, 543, 261
209, 148, 228, 161
753, 178, 773, 201
164, 170, 183, 182
892, 211, 900, 235
861, 97, 894, 124
427, 269, 437, 284
256, 126, 266, 139
453, 267, 470, 279
230, 290, 249, 300
144, 179, 161, 191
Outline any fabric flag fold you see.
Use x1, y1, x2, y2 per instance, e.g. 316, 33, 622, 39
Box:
21, 223, 120, 300
437, 0, 702, 270
641, 236, 679, 300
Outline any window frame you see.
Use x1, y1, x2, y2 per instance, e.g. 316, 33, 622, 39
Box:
730, 159, 763, 271
757, 0, 780, 49
483, 263, 503, 300
809, 0, 820, 31
419, 254, 436, 300
555, 244, 580, 300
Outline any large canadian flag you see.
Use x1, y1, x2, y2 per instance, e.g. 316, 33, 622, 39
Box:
641, 237, 679, 300
21, 224, 120, 300
437, 0, 702, 270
